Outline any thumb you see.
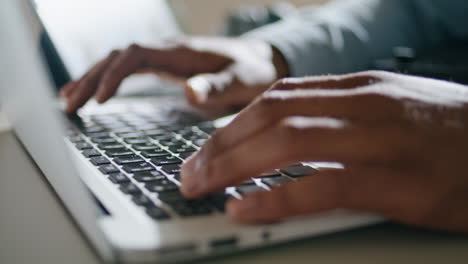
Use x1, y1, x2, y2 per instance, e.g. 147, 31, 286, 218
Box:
185, 68, 237, 107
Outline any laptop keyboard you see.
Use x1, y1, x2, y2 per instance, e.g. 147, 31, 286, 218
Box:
67, 111, 316, 221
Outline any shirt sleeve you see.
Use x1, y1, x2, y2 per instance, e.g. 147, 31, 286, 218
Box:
244, 0, 468, 77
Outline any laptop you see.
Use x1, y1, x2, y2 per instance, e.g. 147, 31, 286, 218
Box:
0, 0, 383, 263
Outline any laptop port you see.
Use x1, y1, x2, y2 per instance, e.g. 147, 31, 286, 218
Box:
210, 236, 238, 250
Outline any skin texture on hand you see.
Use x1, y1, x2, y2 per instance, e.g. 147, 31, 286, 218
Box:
61, 37, 289, 117
180, 71, 468, 233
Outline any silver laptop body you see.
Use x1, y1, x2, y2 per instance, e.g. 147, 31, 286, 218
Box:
0, 0, 383, 263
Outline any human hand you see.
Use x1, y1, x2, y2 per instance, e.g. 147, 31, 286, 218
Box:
62, 37, 288, 115
180, 71, 468, 232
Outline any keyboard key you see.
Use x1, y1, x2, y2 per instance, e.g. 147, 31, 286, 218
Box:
108, 173, 130, 184
149, 134, 173, 141
98, 143, 126, 150
119, 182, 142, 195
133, 171, 166, 182
69, 135, 84, 143
110, 127, 135, 134
113, 155, 145, 165
179, 152, 194, 160
260, 175, 290, 187
133, 124, 158, 130
258, 171, 280, 177
182, 134, 200, 141
236, 183, 265, 195
83, 126, 106, 134
141, 149, 170, 158
116, 132, 145, 139
90, 156, 111, 166
122, 162, 155, 173
150, 156, 182, 166
106, 149, 135, 157
193, 139, 207, 147
197, 123, 216, 134
209, 193, 230, 212
86, 132, 111, 138
173, 172, 181, 181
91, 137, 117, 144
171, 201, 213, 217
144, 129, 167, 136
160, 164, 181, 175
168, 145, 196, 153
145, 206, 170, 220
280, 165, 316, 178
157, 190, 185, 203
99, 164, 120, 175
82, 149, 101, 158
158, 138, 185, 147
124, 137, 150, 144
132, 194, 153, 207
75, 142, 93, 150
132, 142, 160, 151
146, 180, 178, 193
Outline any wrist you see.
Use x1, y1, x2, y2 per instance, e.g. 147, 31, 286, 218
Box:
272, 45, 290, 78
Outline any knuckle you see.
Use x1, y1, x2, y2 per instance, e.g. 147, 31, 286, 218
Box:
109, 49, 121, 57
128, 43, 141, 52
256, 93, 282, 117
270, 77, 299, 91
253, 97, 282, 124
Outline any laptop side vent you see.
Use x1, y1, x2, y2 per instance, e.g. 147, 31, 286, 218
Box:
210, 236, 239, 251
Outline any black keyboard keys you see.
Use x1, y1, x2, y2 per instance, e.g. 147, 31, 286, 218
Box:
124, 137, 150, 144
99, 164, 120, 175
146, 180, 178, 193
141, 149, 170, 158
122, 162, 155, 173
82, 149, 101, 158
116, 132, 145, 139
133, 171, 166, 183
75, 142, 93, 150
260, 175, 290, 187
160, 164, 181, 175
209, 192, 230, 213
179, 152, 194, 160
99, 143, 126, 150
132, 142, 159, 151
106, 148, 135, 157
113, 155, 144, 165
145, 206, 170, 220
236, 183, 265, 195
171, 200, 213, 217
91, 137, 117, 144
108, 173, 130, 184
119, 182, 142, 195
132, 194, 153, 207
168, 145, 196, 154
150, 156, 182, 166
280, 165, 316, 178
158, 138, 185, 147
90, 156, 111, 166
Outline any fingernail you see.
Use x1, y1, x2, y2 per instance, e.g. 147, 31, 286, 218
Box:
180, 151, 205, 196
187, 76, 211, 104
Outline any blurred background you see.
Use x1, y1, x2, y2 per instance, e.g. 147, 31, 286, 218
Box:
170, 0, 329, 35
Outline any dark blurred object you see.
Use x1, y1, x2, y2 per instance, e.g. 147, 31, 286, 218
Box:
40, 29, 72, 92
223, 2, 296, 36
374, 45, 468, 84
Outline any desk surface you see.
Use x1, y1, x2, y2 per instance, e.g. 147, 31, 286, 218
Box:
1, 126, 468, 264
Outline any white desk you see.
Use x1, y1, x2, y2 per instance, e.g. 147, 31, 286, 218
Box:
1, 115, 468, 264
